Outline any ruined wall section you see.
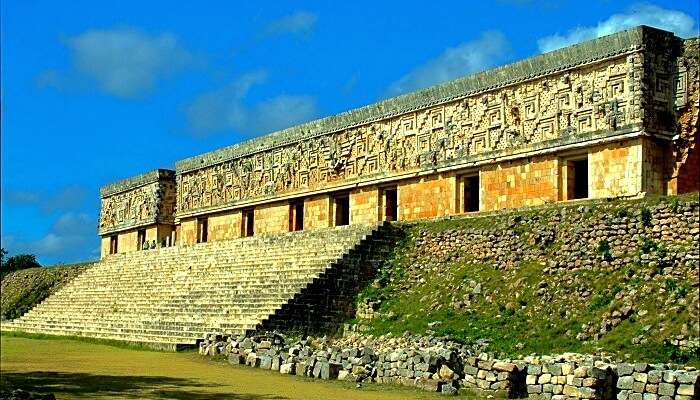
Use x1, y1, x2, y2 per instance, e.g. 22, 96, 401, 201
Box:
669, 38, 700, 194
98, 169, 176, 236
174, 28, 670, 221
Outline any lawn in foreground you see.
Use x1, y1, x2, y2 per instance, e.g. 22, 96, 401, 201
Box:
0, 335, 478, 399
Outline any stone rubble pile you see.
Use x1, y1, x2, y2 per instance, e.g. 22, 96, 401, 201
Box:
616, 363, 699, 400
199, 332, 699, 399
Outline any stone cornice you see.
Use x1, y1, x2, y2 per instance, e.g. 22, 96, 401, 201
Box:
100, 169, 175, 198
175, 26, 675, 174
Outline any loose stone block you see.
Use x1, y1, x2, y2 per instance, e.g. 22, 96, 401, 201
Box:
657, 382, 675, 396
676, 384, 695, 396
493, 362, 518, 373
527, 384, 543, 394
528, 365, 543, 375
634, 372, 649, 383
648, 370, 663, 384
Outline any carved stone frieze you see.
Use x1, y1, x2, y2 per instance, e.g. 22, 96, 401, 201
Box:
99, 169, 176, 235
175, 49, 650, 217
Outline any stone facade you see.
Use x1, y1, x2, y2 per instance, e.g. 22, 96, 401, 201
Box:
98, 27, 699, 255
99, 169, 176, 257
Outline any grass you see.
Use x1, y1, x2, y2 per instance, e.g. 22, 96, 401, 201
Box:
1, 264, 91, 320
355, 194, 700, 365
0, 335, 481, 399
0, 330, 187, 353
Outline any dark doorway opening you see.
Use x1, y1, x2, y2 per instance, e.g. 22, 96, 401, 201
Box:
243, 209, 254, 237
137, 229, 146, 250
109, 235, 118, 254
334, 195, 350, 226
572, 159, 588, 199
463, 175, 480, 212
290, 202, 304, 231
197, 217, 208, 243
384, 188, 398, 221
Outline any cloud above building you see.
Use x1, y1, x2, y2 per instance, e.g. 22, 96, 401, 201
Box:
185, 71, 318, 137
37, 27, 200, 98
386, 31, 511, 97
537, 4, 699, 53
1, 212, 99, 264
5, 186, 87, 214
261, 11, 318, 37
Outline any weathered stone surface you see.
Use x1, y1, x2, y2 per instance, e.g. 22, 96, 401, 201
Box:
619, 376, 635, 390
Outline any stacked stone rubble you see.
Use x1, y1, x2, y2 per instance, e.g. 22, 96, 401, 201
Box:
524, 361, 616, 400
199, 332, 700, 399
616, 363, 700, 400
461, 356, 525, 398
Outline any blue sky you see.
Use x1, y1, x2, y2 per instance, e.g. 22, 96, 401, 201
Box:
1, 0, 698, 264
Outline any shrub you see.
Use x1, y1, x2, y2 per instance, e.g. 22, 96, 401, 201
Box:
615, 208, 629, 218
639, 236, 657, 254
669, 197, 681, 212
1, 252, 42, 277
640, 207, 653, 227
597, 240, 613, 261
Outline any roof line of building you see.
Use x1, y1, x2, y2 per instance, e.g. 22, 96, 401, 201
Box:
100, 168, 175, 198
173, 25, 672, 174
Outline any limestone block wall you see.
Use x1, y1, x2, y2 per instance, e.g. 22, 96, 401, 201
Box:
481, 157, 559, 211
254, 202, 290, 235
589, 140, 643, 198
304, 195, 331, 230
207, 211, 241, 241
179, 218, 197, 245
641, 138, 668, 196
350, 187, 380, 225
399, 174, 456, 220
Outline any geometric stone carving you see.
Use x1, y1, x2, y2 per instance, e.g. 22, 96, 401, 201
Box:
99, 169, 176, 235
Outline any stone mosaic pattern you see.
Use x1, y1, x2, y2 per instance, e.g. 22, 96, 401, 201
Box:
175, 28, 662, 218
98, 169, 176, 235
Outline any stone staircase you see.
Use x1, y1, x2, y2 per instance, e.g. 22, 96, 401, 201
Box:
1, 223, 397, 349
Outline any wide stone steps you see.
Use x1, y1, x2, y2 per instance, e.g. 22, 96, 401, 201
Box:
2, 224, 388, 346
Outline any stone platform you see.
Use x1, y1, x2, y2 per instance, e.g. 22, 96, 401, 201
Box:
1, 224, 396, 348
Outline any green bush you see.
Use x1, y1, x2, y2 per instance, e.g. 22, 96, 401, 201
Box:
640, 207, 653, 227
639, 236, 657, 254
0, 249, 42, 278
597, 240, 613, 261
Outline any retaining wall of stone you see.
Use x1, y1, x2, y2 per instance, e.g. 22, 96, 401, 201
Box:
199, 332, 699, 399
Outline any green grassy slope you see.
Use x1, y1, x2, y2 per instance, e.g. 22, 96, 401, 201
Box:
354, 194, 699, 365
1, 262, 93, 320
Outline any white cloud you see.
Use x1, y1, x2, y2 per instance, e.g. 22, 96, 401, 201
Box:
185, 71, 318, 137
4, 186, 86, 213
37, 27, 199, 97
538, 4, 699, 53
1, 212, 98, 264
386, 31, 510, 97
262, 11, 318, 37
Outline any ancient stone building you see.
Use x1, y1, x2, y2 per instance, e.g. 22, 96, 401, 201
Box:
99, 26, 699, 257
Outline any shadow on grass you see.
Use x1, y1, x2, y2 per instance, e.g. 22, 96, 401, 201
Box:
0, 371, 289, 400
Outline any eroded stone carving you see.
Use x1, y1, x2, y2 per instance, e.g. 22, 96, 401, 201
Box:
176, 54, 644, 216
99, 170, 176, 234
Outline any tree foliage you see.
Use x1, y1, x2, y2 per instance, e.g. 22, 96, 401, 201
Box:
0, 248, 42, 278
